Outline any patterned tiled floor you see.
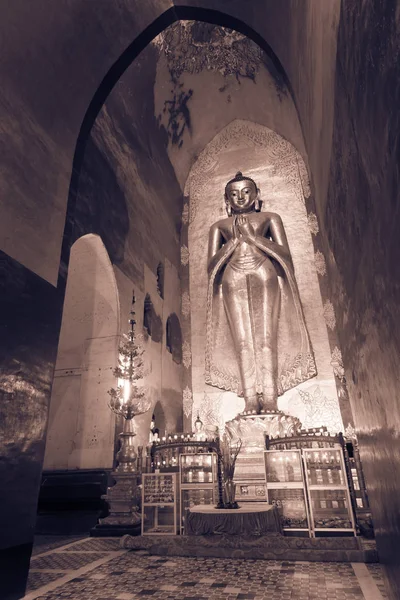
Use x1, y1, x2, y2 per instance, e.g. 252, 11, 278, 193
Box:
32, 536, 84, 557
367, 563, 389, 599
24, 537, 388, 600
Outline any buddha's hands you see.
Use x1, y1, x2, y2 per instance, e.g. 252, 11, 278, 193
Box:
236, 215, 255, 239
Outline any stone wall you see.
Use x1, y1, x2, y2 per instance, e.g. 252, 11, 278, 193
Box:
324, 2, 400, 596
0, 19, 184, 598
44, 41, 185, 468
0, 252, 63, 599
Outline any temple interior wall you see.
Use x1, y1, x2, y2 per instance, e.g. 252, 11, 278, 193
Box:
323, 3, 400, 596
0, 2, 399, 598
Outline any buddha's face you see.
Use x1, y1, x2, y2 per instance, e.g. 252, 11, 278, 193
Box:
225, 179, 258, 213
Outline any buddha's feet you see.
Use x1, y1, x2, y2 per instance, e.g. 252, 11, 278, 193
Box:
243, 394, 261, 414
259, 394, 278, 413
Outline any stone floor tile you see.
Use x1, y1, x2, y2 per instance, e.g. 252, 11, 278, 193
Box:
160, 585, 179, 591
26, 535, 389, 600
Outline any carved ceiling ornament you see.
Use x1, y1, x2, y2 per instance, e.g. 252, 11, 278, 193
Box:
184, 120, 311, 225
153, 22, 264, 82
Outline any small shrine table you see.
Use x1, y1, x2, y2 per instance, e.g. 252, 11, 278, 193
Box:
184, 503, 282, 536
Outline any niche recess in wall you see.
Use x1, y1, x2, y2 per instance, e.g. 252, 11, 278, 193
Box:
166, 313, 183, 364
144, 293, 153, 337
143, 293, 163, 342
156, 262, 164, 299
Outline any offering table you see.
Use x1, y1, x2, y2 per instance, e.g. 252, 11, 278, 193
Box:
184, 503, 282, 536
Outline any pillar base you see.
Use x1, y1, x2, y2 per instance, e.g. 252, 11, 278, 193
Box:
93, 470, 141, 536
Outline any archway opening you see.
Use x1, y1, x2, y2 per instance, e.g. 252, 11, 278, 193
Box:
44, 234, 120, 471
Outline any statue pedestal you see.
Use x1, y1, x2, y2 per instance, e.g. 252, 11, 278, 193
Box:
91, 471, 141, 537
226, 412, 301, 502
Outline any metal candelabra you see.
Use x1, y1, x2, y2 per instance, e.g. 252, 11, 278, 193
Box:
94, 293, 151, 535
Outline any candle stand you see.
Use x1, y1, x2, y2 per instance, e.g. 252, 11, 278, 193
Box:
92, 294, 151, 536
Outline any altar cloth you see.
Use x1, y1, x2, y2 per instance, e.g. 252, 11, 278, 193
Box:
184, 503, 282, 536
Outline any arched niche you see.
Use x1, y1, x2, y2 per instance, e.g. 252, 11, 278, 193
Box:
44, 234, 120, 470
166, 313, 183, 364
156, 262, 165, 299
184, 119, 343, 434
153, 400, 166, 439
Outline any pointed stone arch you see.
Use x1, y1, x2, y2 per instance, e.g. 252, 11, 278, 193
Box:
44, 234, 120, 470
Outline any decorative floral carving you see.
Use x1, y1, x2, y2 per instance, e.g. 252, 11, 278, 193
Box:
307, 212, 319, 235
296, 157, 311, 199
181, 245, 190, 266
314, 250, 327, 276
184, 120, 309, 225
197, 392, 223, 433
344, 423, 357, 441
323, 300, 336, 330
181, 291, 191, 317
154, 22, 263, 82
182, 203, 189, 225
330, 346, 345, 381
288, 386, 343, 434
182, 341, 192, 369
225, 413, 301, 443
182, 386, 193, 418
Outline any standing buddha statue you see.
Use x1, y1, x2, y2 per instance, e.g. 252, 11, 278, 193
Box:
205, 171, 316, 414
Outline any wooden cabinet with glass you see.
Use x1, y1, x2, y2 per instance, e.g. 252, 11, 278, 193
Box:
264, 450, 311, 534
141, 473, 178, 535
179, 453, 217, 532
303, 448, 356, 535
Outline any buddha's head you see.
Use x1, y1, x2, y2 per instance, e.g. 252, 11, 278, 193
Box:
194, 414, 203, 433
224, 171, 260, 216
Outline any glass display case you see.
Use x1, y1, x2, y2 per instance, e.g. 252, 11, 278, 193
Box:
141, 473, 178, 535
303, 448, 355, 534
181, 488, 214, 513
180, 453, 215, 484
264, 450, 310, 533
268, 488, 309, 530
180, 453, 216, 532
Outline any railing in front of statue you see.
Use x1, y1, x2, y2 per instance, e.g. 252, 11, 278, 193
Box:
150, 438, 219, 472
132, 436, 220, 476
